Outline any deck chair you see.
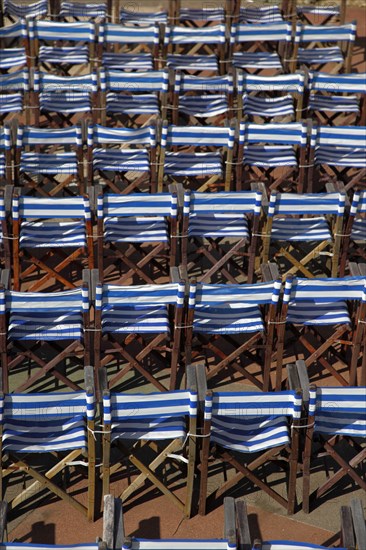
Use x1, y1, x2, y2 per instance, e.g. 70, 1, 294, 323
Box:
0, 69, 30, 125
97, 22, 160, 72
0, 19, 29, 72
307, 72, 366, 126
158, 122, 235, 193
340, 189, 366, 275
87, 123, 157, 194
0, 282, 91, 393
15, 124, 84, 196
94, 280, 185, 391
229, 22, 292, 74
163, 24, 226, 75
97, 192, 177, 285
0, 126, 12, 186
99, 69, 169, 126
58, 1, 108, 20
308, 125, 366, 193
171, 72, 234, 125
28, 19, 96, 74
261, 191, 345, 279
100, 369, 197, 517
185, 279, 281, 391
289, 23, 356, 74
12, 193, 94, 292
32, 70, 98, 127
1, 0, 47, 22
236, 122, 307, 193
297, 369, 366, 513
237, 71, 305, 123
0, 366, 96, 521
276, 276, 366, 392
181, 189, 262, 284
198, 383, 302, 516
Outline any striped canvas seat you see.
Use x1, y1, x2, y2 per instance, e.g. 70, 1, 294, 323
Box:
271, 217, 332, 241
0, 154, 4, 180
38, 45, 90, 64
308, 72, 366, 117
60, 1, 107, 18
178, 95, 228, 118
164, 152, 223, 176
102, 53, 153, 71
0, 20, 27, 69
298, 6, 341, 16
297, 47, 344, 65
3, 0, 47, 18
314, 145, 365, 167
187, 213, 250, 239
179, 8, 226, 21
0, 125, 11, 181
93, 149, 150, 172
243, 95, 294, 118
351, 218, 366, 241
199, 387, 302, 515
20, 152, 78, 175
122, 541, 235, 550
106, 93, 159, 114
166, 54, 219, 72
340, 190, 366, 274
20, 221, 86, 247
232, 52, 283, 69
0, 69, 28, 115
260, 543, 346, 550
309, 94, 359, 113
244, 145, 297, 167
104, 216, 168, 243
120, 8, 168, 24
239, 6, 284, 23
0, 48, 27, 69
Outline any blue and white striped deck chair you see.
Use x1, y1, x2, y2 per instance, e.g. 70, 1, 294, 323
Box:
307, 72, 366, 126
119, 8, 168, 25
28, 19, 96, 73
163, 25, 226, 74
101, 380, 197, 517
2, 0, 47, 22
237, 122, 308, 193
0, 284, 91, 393
94, 281, 185, 391
229, 22, 292, 74
198, 388, 302, 515
0, 20, 28, 71
171, 72, 234, 125
340, 189, 366, 276
58, 1, 107, 20
97, 22, 160, 72
0, 70, 29, 125
87, 123, 157, 193
262, 191, 345, 280
185, 279, 281, 391
158, 123, 235, 193
97, 192, 178, 284
0, 125, 12, 184
11, 194, 94, 292
99, 69, 169, 126
15, 124, 84, 195
276, 276, 366, 391
290, 23, 356, 74
308, 125, 366, 193
0, 194, 10, 271
237, 71, 305, 122
0, 368, 96, 520
294, 0, 346, 25
181, 189, 262, 284
33, 71, 98, 127
302, 386, 366, 514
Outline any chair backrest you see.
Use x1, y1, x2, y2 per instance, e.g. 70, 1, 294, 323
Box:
308, 71, 366, 94
12, 195, 91, 220
28, 20, 96, 42
161, 123, 235, 149
3, 0, 47, 18
310, 125, 366, 150
283, 276, 366, 304
295, 22, 356, 44
100, 69, 169, 94
174, 73, 234, 94
0, 69, 29, 92
268, 191, 345, 217
96, 282, 185, 310
239, 122, 307, 146
164, 24, 226, 45
350, 189, 366, 217
17, 124, 83, 147
1, 286, 89, 314
88, 124, 156, 147
308, 386, 366, 437
98, 22, 160, 46
237, 71, 305, 94
0, 19, 27, 39
34, 71, 98, 93
97, 193, 177, 219
230, 21, 292, 45
183, 190, 262, 216
188, 280, 281, 308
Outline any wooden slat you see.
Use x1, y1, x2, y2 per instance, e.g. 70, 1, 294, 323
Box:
341, 506, 356, 550
295, 359, 310, 403
84, 366, 94, 394
0, 270, 9, 289
224, 497, 236, 547
195, 363, 207, 408
114, 497, 125, 549
103, 495, 115, 550
235, 499, 251, 550
286, 363, 300, 392
351, 498, 366, 550
0, 501, 8, 543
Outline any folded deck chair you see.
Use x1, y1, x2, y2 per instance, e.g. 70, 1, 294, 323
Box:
0, 282, 91, 393
94, 280, 185, 391
100, 368, 197, 517
0, 366, 95, 521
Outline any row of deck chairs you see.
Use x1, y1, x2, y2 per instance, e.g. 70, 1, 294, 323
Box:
0, 263, 365, 395
0, 362, 365, 525
0, 17, 356, 75
1, 69, 366, 128
0, 121, 365, 195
